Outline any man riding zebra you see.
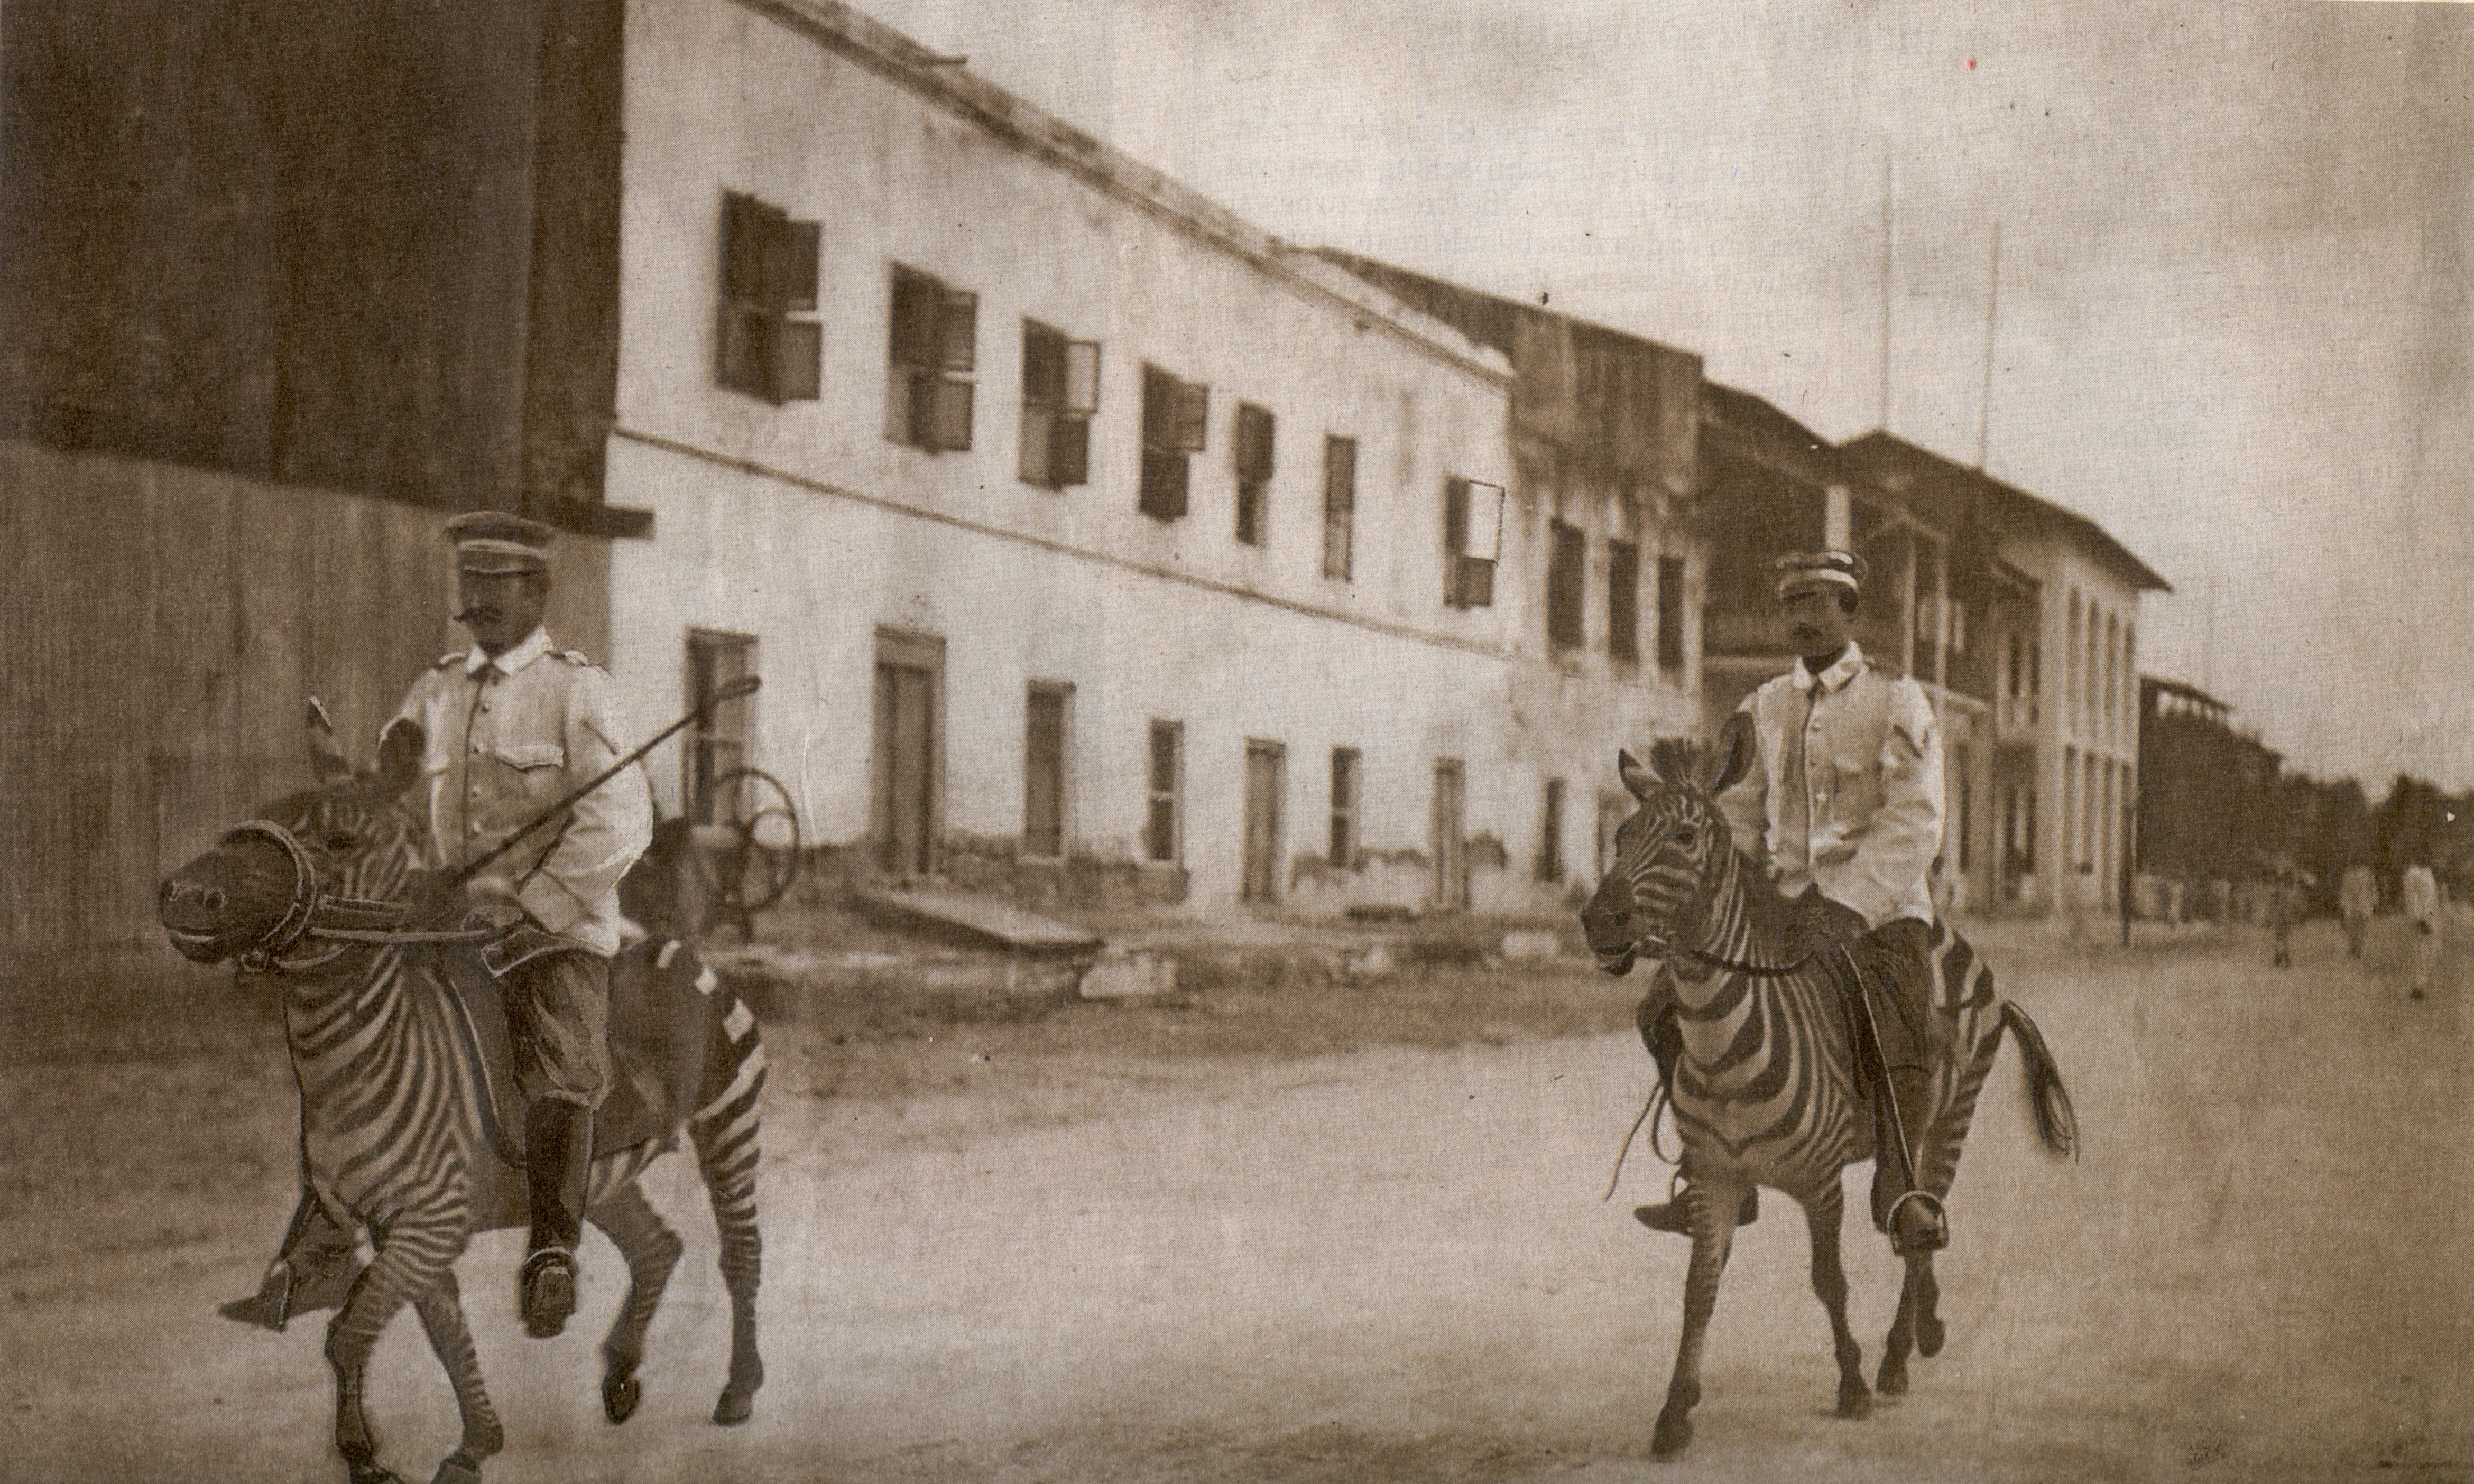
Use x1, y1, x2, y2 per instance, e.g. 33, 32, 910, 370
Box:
225, 511, 655, 1342
1631, 547, 1948, 1256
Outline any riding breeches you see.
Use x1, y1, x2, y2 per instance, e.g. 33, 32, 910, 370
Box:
1835, 917, 1938, 1074
496, 936, 611, 1109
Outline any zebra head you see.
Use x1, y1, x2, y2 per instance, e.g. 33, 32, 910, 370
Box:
159, 702, 429, 964
1580, 711, 1755, 976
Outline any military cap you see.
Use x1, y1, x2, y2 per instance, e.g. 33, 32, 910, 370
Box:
446, 510, 553, 574
1772, 549, 1867, 600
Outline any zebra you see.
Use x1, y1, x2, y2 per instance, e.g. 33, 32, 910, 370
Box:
1578, 715, 2076, 1458
159, 716, 765, 1484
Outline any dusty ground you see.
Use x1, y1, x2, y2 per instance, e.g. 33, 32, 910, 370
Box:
2, 912, 2468, 1483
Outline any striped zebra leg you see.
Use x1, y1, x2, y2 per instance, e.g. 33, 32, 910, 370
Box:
324, 1210, 469, 1484
1798, 1180, 1871, 1419
408, 1267, 502, 1481
1878, 1250, 1944, 1394
585, 1179, 684, 1426
689, 994, 767, 1426
1651, 1174, 1751, 1458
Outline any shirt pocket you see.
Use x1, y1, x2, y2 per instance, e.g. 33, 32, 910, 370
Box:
1829, 751, 1879, 822
491, 740, 566, 812
493, 741, 566, 773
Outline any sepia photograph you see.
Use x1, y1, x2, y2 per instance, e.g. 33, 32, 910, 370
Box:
2, 0, 2468, 1479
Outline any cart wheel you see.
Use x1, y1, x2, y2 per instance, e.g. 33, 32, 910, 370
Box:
695, 767, 801, 935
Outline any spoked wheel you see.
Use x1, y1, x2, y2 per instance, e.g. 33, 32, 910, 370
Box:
691, 767, 800, 939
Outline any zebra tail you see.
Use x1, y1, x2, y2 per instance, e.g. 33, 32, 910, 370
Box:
1999, 999, 2078, 1161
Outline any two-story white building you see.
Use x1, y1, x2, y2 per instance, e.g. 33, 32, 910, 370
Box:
600, 0, 1695, 917
1840, 434, 2169, 917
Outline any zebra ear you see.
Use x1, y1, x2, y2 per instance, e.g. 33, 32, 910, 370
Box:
375, 718, 425, 800
1618, 749, 1658, 802
1704, 710, 1756, 796
307, 697, 352, 783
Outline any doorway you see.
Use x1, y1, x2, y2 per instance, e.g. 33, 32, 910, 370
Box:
1242, 740, 1285, 905
1430, 758, 1468, 910
871, 630, 944, 878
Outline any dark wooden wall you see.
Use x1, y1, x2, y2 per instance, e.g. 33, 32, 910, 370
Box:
0, 441, 612, 953
0, 0, 626, 525
0, 0, 630, 959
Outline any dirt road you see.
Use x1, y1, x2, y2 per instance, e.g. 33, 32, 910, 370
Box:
4, 917, 2469, 1482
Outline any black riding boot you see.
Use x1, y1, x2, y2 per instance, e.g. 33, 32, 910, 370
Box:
520, 1099, 593, 1338
1630, 997, 1758, 1235
1868, 1065, 1947, 1254
219, 1188, 362, 1331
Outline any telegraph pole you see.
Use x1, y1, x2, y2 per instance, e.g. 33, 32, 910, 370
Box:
1975, 220, 2001, 468
1879, 148, 1895, 431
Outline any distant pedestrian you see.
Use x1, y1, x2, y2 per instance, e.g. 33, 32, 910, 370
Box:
2267, 858, 2312, 970
2339, 865, 2377, 959
2067, 861, 2097, 945
2404, 861, 2441, 1000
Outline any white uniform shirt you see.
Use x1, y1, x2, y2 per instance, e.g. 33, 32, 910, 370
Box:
1715, 641, 1944, 929
2404, 865, 2440, 928
2340, 866, 2379, 920
390, 627, 653, 956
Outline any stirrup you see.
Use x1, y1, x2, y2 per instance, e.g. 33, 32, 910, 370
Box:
1886, 1189, 1948, 1254
519, 1247, 578, 1338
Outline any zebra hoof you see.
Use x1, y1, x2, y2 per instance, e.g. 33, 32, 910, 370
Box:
603, 1373, 642, 1425
1876, 1358, 1909, 1396
1837, 1385, 1873, 1419
347, 1463, 404, 1484
1917, 1313, 1946, 1357
1650, 1408, 1693, 1457
713, 1387, 755, 1426
429, 1452, 482, 1484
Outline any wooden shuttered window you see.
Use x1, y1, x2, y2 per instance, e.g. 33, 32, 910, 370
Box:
1140, 364, 1206, 520
1233, 402, 1275, 545
1537, 777, 1566, 883
1146, 720, 1182, 864
886, 266, 976, 451
1546, 520, 1586, 650
1328, 746, 1359, 867
1655, 554, 1686, 672
1019, 321, 1100, 489
1443, 477, 1496, 609
1321, 435, 1356, 580
717, 191, 821, 403
1607, 540, 1639, 662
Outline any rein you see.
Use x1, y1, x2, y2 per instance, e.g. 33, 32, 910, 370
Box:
1683, 944, 1814, 978
227, 821, 500, 975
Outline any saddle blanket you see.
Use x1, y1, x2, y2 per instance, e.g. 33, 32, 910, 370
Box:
432, 935, 724, 1167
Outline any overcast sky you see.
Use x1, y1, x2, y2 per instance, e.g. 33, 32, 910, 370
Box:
854, 0, 2472, 790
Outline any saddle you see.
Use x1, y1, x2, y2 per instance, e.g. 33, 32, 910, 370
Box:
431, 934, 723, 1168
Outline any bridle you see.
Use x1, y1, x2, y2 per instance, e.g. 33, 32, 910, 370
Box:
223, 820, 498, 975
1616, 838, 1814, 981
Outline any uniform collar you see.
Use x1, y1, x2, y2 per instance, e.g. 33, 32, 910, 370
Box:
464, 626, 552, 677
1793, 639, 1867, 697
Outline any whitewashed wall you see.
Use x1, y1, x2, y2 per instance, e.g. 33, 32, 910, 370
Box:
604, 0, 1700, 914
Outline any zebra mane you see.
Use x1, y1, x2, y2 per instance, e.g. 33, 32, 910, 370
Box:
1648, 737, 1706, 793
